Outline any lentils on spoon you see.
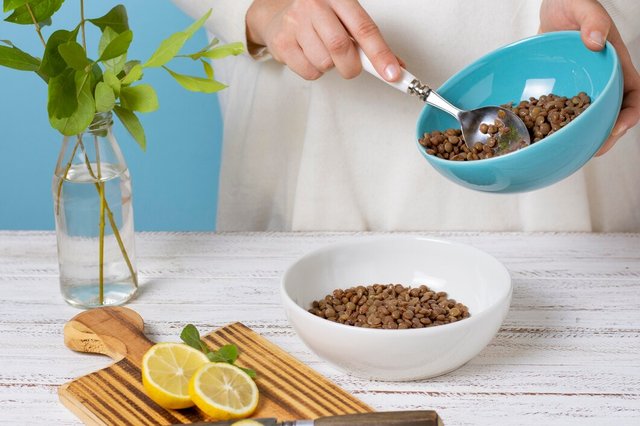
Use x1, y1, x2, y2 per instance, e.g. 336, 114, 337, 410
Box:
419, 92, 591, 161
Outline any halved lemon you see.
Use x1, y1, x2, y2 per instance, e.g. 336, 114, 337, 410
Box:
189, 362, 259, 420
141, 342, 209, 409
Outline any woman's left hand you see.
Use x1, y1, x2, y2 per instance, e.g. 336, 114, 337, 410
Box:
539, 0, 640, 156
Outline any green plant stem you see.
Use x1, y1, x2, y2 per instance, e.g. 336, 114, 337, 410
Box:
25, 3, 46, 48
94, 136, 105, 305
77, 140, 139, 290
80, 0, 87, 51
56, 140, 81, 215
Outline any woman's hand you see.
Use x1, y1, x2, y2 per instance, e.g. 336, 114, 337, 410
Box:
246, 0, 401, 82
539, 0, 640, 156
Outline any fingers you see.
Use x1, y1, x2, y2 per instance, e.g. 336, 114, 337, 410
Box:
298, 26, 334, 72
269, 18, 323, 80
596, 85, 640, 156
572, 0, 612, 51
331, 0, 401, 81
311, 5, 362, 79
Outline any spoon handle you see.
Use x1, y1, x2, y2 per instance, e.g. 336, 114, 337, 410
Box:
358, 47, 462, 118
357, 47, 418, 94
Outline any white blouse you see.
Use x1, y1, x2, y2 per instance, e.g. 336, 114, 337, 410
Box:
172, 0, 640, 231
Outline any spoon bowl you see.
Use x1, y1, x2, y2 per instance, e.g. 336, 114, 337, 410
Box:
358, 49, 530, 155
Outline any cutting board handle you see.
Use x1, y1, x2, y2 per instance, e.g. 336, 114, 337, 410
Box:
63, 307, 154, 364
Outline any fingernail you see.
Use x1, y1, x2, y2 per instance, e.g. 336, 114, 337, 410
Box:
589, 31, 605, 47
384, 64, 400, 80
612, 124, 628, 137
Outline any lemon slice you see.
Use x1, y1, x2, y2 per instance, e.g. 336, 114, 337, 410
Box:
141, 342, 209, 409
189, 362, 259, 420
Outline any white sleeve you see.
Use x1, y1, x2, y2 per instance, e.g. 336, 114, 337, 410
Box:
171, 0, 260, 54
599, 0, 640, 41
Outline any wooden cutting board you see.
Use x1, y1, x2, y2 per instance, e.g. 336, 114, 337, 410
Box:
59, 307, 373, 425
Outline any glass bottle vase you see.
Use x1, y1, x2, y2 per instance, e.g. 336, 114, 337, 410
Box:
52, 112, 138, 308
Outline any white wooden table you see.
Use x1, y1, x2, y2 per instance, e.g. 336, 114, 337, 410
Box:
1, 231, 639, 425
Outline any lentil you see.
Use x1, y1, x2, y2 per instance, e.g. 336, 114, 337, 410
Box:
308, 284, 470, 329
418, 92, 591, 161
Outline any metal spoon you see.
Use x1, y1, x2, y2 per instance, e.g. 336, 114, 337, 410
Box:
358, 49, 530, 155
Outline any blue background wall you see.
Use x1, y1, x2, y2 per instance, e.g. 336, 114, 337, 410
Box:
0, 1, 223, 231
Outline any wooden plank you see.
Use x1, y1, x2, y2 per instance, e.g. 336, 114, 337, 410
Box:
58, 308, 372, 425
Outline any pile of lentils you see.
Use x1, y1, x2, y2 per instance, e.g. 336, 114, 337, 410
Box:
308, 284, 470, 329
419, 92, 591, 161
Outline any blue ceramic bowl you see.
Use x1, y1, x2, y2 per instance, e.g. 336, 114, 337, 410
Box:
416, 31, 622, 193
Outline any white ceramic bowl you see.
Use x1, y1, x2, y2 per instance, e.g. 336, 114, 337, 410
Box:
281, 236, 512, 381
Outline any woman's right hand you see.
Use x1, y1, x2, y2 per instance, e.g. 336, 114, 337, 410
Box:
246, 0, 401, 81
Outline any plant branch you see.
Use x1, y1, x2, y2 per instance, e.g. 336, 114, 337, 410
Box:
25, 4, 46, 48
77, 139, 139, 289
56, 139, 81, 215
94, 136, 105, 305
80, 0, 87, 51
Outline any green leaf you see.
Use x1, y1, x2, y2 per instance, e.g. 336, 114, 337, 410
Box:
164, 66, 227, 93
99, 29, 132, 62
58, 41, 89, 71
143, 32, 188, 68
50, 70, 96, 136
88, 4, 129, 34
206, 352, 226, 362
120, 63, 142, 85
99, 27, 126, 74
190, 42, 244, 60
47, 68, 76, 119
114, 105, 146, 150
119, 84, 158, 113
180, 324, 203, 351
40, 29, 78, 78
103, 69, 121, 96
0, 44, 40, 71
217, 344, 239, 363
3, 0, 30, 13
239, 367, 257, 379
143, 9, 211, 68
5, 0, 63, 25
95, 82, 115, 113
200, 59, 213, 79
184, 9, 211, 38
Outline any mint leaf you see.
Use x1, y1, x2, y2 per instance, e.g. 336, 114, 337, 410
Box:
120, 84, 158, 113
217, 344, 239, 363
5, 0, 63, 25
0, 43, 40, 71
114, 105, 146, 150
180, 324, 210, 354
239, 367, 257, 379
88, 5, 129, 34
179, 324, 256, 379
163, 66, 227, 93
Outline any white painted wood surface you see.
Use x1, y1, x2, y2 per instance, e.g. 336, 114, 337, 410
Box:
0, 231, 639, 425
